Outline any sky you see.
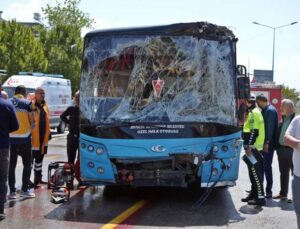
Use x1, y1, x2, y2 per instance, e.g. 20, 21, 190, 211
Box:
1, 0, 300, 90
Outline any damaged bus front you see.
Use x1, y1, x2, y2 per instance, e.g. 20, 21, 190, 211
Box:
79, 22, 249, 188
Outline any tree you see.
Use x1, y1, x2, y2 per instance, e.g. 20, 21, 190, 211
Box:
40, 0, 94, 92
0, 20, 47, 80
38, 24, 83, 92
42, 0, 94, 29
281, 85, 300, 103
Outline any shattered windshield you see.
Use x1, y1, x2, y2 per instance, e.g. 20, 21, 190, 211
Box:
80, 35, 237, 126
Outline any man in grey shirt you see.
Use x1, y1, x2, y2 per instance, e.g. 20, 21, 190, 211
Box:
273, 99, 295, 201
285, 115, 300, 229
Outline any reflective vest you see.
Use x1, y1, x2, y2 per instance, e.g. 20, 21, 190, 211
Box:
9, 94, 32, 143
31, 101, 50, 154
243, 107, 265, 151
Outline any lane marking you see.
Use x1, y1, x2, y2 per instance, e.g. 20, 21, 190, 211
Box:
101, 200, 148, 229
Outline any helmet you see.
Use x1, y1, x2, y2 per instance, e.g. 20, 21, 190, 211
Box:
248, 93, 256, 101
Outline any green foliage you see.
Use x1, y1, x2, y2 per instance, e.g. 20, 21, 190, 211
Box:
42, 0, 94, 29
0, 0, 94, 93
38, 24, 83, 92
0, 20, 47, 80
40, 0, 94, 92
281, 85, 300, 103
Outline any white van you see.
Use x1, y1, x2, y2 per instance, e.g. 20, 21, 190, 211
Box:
3, 72, 72, 133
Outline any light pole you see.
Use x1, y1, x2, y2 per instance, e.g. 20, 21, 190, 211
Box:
252, 21, 298, 79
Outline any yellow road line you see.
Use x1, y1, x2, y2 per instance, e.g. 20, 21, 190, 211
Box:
101, 200, 147, 229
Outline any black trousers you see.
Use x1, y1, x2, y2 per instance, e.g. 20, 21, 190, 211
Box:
277, 146, 294, 196
9, 142, 32, 192
243, 149, 265, 199
262, 143, 275, 195
67, 134, 79, 165
32, 147, 47, 182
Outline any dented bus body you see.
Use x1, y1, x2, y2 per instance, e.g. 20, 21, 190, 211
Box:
79, 22, 248, 188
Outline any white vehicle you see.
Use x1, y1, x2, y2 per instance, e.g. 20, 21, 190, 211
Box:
3, 72, 72, 133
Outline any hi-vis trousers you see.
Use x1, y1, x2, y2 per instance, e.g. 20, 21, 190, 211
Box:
32, 147, 47, 182
243, 148, 265, 199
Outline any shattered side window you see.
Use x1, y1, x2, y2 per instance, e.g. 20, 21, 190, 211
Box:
80, 35, 236, 125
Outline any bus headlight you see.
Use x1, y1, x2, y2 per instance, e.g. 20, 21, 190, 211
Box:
81, 143, 86, 149
97, 167, 105, 173
212, 145, 219, 153
88, 161, 95, 168
96, 147, 104, 155
88, 145, 94, 152
222, 145, 229, 152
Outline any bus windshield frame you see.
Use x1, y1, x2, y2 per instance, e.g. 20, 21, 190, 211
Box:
80, 30, 238, 127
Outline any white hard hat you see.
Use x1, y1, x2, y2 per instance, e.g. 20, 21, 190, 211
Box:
249, 93, 256, 101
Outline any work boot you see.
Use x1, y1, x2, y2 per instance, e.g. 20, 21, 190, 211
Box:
39, 180, 48, 185
34, 175, 47, 186
241, 193, 254, 202
265, 192, 272, 199
34, 177, 43, 188
0, 209, 6, 221
28, 180, 35, 189
248, 198, 266, 206
34, 179, 39, 188
272, 193, 287, 200
0, 213, 5, 220
34, 172, 44, 185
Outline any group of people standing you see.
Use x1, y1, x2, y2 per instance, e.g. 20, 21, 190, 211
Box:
9, 85, 51, 200
0, 80, 80, 221
0, 82, 51, 220
2, 77, 300, 226
241, 93, 300, 227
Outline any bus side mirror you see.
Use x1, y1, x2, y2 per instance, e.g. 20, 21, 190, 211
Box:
237, 65, 250, 99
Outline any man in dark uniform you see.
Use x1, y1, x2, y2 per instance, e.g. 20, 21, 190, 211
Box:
60, 91, 80, 165
256, 94, 278, 198
0, 80, 19, 220
241, 94, 266, 206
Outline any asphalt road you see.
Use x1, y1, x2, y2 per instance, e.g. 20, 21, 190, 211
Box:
0, 133, 298, 229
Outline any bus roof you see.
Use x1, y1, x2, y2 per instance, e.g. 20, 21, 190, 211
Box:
85, 22, 236, 41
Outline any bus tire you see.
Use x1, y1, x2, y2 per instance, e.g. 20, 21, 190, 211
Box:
103, 185, 116, 197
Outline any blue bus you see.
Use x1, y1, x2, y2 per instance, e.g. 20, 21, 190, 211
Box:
79, 22, 249, 188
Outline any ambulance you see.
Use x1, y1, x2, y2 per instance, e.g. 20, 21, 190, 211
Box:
3, 72, 72, 133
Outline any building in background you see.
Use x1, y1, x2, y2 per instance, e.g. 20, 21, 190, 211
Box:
0, 10, 42, 37
253, 69, 273, 83
250, 69, 282, 119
